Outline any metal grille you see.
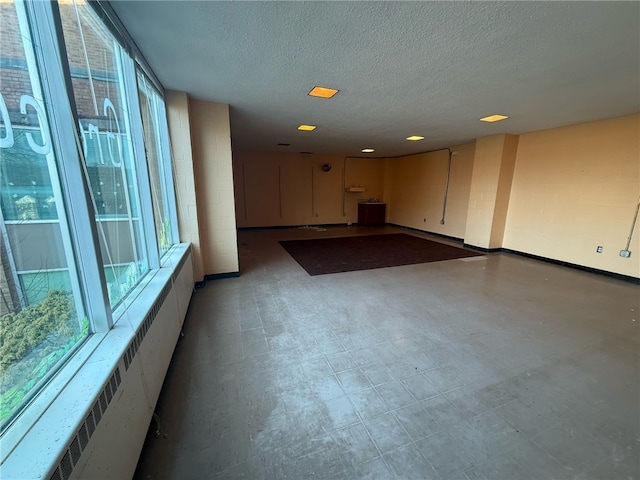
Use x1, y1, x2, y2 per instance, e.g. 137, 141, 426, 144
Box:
46, 255, 184, 480
123, 279, 171, 371
47, 368, 121, 480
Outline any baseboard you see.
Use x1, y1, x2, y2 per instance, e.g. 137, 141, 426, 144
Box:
463, 243, 639, 284
499, 248, 640, 285
238, 223, 350, 231
387, 223, 464, 244
463, 243, 501, 253
195, 271, 240, 289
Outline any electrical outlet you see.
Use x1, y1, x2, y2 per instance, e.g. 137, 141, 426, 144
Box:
596, 246, 603, 253
620, 250, 631, 258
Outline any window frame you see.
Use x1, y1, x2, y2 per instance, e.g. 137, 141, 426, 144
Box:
57, 0, 158, 310
27, 0, 113, 331
154, 90, 180, 255
135, 70, 180, 260
122, 52, 161, 271
0, 0, 181, 451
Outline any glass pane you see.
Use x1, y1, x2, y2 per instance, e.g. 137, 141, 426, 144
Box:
0, 128, 58, 221
59, 0, 149, 307
0, 1, 88, 430
137, 73, 174, 258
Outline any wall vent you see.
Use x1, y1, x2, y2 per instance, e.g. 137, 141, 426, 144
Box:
46, 251, 189, 480
48, 369, 121, 480
123, 279, 171, 371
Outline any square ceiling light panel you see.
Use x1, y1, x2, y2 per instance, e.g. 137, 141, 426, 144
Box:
480, 114, 509, 122
308, 86, 339, 98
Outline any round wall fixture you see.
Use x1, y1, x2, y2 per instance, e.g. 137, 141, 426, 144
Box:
321, 163, 332, 172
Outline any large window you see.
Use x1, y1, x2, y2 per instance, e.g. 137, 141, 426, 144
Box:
0, 1, 88, 429
59, 0, 149, 307
0, 0, 178, 437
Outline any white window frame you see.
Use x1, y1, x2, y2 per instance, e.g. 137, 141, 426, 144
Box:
0, 0, 181, 460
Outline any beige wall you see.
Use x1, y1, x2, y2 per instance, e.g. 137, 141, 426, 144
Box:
344, 157, 386, 219
166, 93, 239, 279
233, 151, 386, 227
234, 143, 474, 240
465, 134, 519, 249
188, 100, 239, 275
227, 116, 638, 279
503, 114, 640, 278
165, 91, 204, 281
490, 135, 519, 248
384, 143, 475, 239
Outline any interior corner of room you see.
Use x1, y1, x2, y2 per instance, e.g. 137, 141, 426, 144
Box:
166, 93, 640, 282
224, 118, 639, 281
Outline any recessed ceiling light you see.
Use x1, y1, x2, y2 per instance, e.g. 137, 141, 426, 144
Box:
308, 86, 339, 99
480, 114, 509, 123
298, 124, 316, 131
406, 135, 424, 141
361, 148, 375, 153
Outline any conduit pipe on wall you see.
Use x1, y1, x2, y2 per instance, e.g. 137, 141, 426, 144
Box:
622, 198, 640, 255
381, 147, 458, 226
341, 147, 458, 224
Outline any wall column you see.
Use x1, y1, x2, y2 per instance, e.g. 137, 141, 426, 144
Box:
188, 100, 239, 275
165, 91, 205, 281
464, 134, 519, 249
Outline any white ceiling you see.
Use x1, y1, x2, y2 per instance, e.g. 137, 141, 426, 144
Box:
110, 1, 640, 157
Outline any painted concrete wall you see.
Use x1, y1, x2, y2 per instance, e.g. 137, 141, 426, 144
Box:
503, 114, 640, 278
233, 151, 386, 227
165, 91, 204, 281
188, 100, 239, 275
384, 143, 476, 239
166, 92, 239, 279
222, 114, 639, 279
465, 134, 519, 249
490, 135, 519, 248
344, 157, 386, 220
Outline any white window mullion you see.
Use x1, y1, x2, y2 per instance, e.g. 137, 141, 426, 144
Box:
118, 50, 160, 270
156, 99, 180, 247
14, 0, 87, 322
25, 0, 113, 330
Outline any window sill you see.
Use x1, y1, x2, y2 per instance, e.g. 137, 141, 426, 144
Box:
0, 244, 191, 479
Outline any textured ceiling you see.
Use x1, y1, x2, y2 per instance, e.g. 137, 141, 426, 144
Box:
110, 1, 640, 157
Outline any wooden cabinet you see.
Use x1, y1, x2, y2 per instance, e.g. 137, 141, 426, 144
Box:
358, 202, 386, 226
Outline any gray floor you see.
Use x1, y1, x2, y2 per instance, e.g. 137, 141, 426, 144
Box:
135, 226, 640, 480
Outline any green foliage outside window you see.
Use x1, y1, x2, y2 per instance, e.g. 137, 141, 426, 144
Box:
0, 290, 89, 425
160, 217, 171, 252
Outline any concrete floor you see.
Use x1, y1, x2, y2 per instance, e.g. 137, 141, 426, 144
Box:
135, 226, 639, 479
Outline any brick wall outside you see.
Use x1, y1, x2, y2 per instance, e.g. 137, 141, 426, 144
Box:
1, 3, 124, 123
